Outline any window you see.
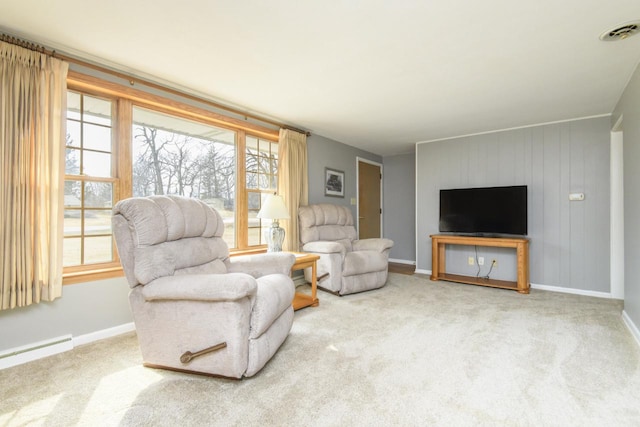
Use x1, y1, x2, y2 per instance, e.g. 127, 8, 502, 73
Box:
64, 91, 116, 269
132, 107, 237, 247
246, 136, 279, 246
63, 73, 279, 283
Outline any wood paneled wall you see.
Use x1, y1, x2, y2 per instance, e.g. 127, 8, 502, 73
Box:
416, 117, 611, 292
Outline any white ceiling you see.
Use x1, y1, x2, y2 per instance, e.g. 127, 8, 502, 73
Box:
2, 0, 640, 156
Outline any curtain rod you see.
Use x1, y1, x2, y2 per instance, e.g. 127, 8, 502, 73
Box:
282, 126, 311, 137
0, 32, 311, 137
0, 33, 46, 54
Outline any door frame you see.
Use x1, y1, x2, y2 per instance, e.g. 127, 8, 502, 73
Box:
611, 115, 624, 300
356, 157, 384, 238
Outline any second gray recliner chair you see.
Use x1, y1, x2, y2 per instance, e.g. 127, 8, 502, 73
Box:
299, 204, 394, 295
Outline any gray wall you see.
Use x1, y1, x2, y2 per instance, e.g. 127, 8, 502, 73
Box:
0, 277, 132, 351
613, 63, 640, 329
383, 152, 416, 262
306, 134, 382, 223
416, 116, 611, 292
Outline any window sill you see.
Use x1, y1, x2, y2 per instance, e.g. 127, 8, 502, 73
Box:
63, 266, 124, 285
230, 247, 268, 257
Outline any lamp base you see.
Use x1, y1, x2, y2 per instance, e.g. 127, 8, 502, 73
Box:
265, 220, 285, 252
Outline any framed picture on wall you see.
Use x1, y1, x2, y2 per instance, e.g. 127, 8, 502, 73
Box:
324, 167, 345, 197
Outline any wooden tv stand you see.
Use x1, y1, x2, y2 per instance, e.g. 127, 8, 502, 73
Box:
430, 234, 530, 294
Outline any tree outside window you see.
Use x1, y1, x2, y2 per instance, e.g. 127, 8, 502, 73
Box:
131, 107, 237, 247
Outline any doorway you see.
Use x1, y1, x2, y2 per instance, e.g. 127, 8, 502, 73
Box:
357, 158, 382, 239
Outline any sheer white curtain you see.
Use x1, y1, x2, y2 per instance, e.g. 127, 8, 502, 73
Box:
0, 41, 68, 309
277, 129, 308, 252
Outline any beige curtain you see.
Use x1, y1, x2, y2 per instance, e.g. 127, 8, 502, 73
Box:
277, 129, 308, 252
0, 41, 68, 310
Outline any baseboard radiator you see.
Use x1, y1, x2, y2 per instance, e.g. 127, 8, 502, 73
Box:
0, 335, 73, 370
0, 322, 136, 370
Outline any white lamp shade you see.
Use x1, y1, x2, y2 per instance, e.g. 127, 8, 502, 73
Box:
256, 195, 290, 220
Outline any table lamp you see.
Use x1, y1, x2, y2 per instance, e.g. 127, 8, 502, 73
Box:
256, 194, 290, 252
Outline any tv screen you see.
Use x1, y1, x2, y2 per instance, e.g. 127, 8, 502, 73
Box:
439, 185, 528, 236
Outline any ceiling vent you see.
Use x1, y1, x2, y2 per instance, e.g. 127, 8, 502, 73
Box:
600, 21, 640, 41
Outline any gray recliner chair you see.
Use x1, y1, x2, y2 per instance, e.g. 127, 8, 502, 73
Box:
298, 204, 394, 295
112, 195, 296, 379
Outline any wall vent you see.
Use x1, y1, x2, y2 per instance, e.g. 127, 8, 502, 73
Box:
600, 21, 640, 41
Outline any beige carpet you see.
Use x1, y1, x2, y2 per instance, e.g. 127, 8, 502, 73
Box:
1, 273, 639, 426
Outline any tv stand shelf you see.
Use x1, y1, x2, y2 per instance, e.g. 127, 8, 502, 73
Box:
430, 234, 530, 294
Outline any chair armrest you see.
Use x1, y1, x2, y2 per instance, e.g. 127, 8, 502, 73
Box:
302, 241, 346, 254
142, 273, 257, 302
352, 238, 394, 253
227, 252, 296, 277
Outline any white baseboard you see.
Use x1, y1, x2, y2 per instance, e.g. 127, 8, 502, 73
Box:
73, 322, 136, 347
622, 310, 640, 348
0, 322, 135, 370
419, 274, 615, 299
530, 283, 614, 299
389, 258, 416, 265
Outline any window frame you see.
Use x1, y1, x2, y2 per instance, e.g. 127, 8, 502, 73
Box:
245, 136, 280, 247
63, 72, 279, 284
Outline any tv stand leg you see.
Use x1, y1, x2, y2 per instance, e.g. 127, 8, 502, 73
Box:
431, 240, 445, 281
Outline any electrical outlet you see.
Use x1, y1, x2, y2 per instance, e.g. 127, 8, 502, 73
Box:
492, 259, 498, 267
468, 257, 474, 265
478, 257, 485, 266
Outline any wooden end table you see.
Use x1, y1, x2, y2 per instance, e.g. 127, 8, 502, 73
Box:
290, 252, 320, 311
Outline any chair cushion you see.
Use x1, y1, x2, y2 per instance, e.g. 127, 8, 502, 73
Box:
174, 258, 227, 276
335, 238, 353, 252
299, 204, 357, 245
249, 274, 295, 339
115, 195, 224, 246
134, 237, 229, 285
141, 273, 256, 302
342, 250, 389, 276
113, 195, 229, 286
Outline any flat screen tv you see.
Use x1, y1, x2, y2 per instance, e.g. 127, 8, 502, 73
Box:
439, 185, 528, 236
